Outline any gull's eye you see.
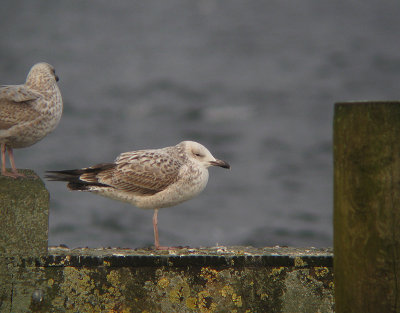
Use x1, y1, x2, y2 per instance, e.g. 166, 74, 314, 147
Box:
193, 151, 203, 157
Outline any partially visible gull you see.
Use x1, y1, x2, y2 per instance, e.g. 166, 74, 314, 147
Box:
0, 62, 63, 177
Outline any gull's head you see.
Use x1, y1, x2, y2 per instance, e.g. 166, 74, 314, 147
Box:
26, 62, 59, 86
180, 141, 230, 169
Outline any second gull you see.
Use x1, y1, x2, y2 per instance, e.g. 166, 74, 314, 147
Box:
46, 141, 230, 249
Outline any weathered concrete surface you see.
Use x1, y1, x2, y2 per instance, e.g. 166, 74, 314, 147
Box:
1, 246, 334, 313
0, 169, 49, 256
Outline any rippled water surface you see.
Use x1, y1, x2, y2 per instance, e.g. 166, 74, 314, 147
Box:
1, 1, 400, 248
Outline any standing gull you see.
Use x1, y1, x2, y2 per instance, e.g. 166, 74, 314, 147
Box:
46, 141, 230, 249
0, 62, 63, 178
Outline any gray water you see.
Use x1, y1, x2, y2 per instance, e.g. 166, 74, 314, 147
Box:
1, 1, 400, 248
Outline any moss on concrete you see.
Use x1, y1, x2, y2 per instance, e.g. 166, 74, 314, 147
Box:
0, 169, 49, 256
0, 258, 12, 312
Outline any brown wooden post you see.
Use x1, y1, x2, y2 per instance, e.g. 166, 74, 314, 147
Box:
334, 101, 400, 312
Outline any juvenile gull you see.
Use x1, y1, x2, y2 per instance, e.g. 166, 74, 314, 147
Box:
0, 62, 63, 177
46, 141, 230, 249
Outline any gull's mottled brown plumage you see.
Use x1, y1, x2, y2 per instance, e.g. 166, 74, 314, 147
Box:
0, 62, 63, 177
46, 141, 230, 249
107, 149, 183, 195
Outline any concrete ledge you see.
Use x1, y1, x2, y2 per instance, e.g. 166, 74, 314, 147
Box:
23, 246, 333, 268
1, 246, 334, 312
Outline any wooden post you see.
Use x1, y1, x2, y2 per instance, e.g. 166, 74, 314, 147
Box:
334, 101, 400, 312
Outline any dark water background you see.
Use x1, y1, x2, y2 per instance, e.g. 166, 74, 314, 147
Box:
1, 1, 400, 248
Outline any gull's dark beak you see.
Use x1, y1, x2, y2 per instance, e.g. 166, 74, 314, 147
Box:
55, 75, 59, 82
210, 159, 230, 169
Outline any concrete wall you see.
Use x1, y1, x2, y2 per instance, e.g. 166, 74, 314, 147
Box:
0, 172, 334, 312
1, 247, 333, 312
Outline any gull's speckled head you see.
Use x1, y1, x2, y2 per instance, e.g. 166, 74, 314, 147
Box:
26, 62, 59, 86
179, 141, 230, 169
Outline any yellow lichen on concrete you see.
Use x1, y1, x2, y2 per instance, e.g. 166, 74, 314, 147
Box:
197, 290, 217, 313
232, 293, 242, 307
157, 277, 170, 289
145, 272, 196, 312
186, 296, 197, 309
169, 281, 190, 304
314, 267, 329, 278
221, 284, 234, 297
43, 255, 331, 312
142, 267, 258, 312
271, 267, 286, 276
106, 270, 126, 297
200, 267, 219, 282
294, 257, 307, 267
50, 267, 129, 313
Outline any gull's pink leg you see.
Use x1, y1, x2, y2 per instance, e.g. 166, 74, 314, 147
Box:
153, 208, 160, 248
152, 209, 188, 250
7, 147, 24, 177
153, 208, 169, 250
1, 143, 7, 176
1, 144, 24, 178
